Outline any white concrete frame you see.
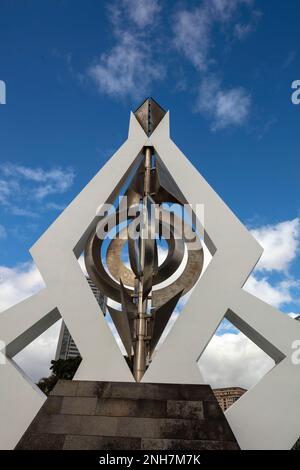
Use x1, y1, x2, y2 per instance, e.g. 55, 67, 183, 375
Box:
0, 111, 300, 449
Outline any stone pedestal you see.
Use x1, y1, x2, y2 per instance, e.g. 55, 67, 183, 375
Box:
16, 381, 239, 450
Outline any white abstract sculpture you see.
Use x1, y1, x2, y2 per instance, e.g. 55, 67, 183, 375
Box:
0, 101, 300, 450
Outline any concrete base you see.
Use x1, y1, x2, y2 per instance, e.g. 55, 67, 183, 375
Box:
16, 381, 239, 450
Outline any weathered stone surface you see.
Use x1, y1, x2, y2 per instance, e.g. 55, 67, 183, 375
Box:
167, 400, 204, 420
93, 382, 216, 402
41, 396, 63, 415
25, 414, 235, 441
76, 381, 100, 397
30, 414, 203, 439
61, 397, 97, 416
63, 435, 141, 450
203, 400, 224, 419
95, 398, 166, 418
16, 381, 239, 450
16, 433, 65, 450
51, 381, 216, 402
51, 380, 78, 397
141, 439, 239, 451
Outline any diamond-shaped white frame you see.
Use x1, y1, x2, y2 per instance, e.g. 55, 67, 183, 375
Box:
0, 111, 300, 450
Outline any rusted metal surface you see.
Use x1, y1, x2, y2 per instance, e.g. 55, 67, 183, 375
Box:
134, 98, 166, 137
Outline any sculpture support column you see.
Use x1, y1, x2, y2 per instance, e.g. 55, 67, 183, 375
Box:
134, 146, 152, 382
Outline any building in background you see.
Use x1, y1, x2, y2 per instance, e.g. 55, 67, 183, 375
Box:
55, 277, 106, 360
213, 387, 247, 411
210, 318, 300, 411
55, 322, 79, 360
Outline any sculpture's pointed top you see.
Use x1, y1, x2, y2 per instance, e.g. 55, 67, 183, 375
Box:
134, 97, 166, 137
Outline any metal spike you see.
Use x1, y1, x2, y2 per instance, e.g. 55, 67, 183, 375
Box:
142, 196, 157, 300
120, 280, 137, 339
107, 306, 133, 357
150, 290, 184, 355
154, 156, 187, 205
128, 224, 142, 278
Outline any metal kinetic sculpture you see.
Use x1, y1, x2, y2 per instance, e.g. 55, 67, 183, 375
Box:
85, 99, 203, 382
1, 98, 300, 450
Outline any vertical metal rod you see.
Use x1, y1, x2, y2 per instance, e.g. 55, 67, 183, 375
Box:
133, 147, 152, 382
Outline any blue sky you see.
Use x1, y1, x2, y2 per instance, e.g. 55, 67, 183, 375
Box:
0, 0, 300, 385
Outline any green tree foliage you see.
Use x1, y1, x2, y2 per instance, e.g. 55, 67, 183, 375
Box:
37, 356, 82, 395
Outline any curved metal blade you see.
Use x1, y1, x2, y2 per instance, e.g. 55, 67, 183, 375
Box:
150, 157, 186, 205
150, 289, 184, 355
128, 222, 142, 279
107, 306, 133, 358
120, 280, 137, 340
142, 196, 157, 300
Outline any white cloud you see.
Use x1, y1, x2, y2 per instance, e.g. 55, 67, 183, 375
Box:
208, 0, 254, 22
45, 202, 67, 211
282, 50, 297, 70
0, 180, 12, 204
0, 262, 44, 312
256, 116, 278, 141
251, 218, 300, 273
172, 0, 257, 130
173, 7, 211, 72
1, 163, 75, 201
288, 312, 300, 319
123, 0, 161, 28
243, 219, 300, 309
173, 0, 256, 71
234, 10, 262, 39
10, 206, 38, 218
198, 331, 274, 389
244, 275, 296, 308
196, 77, 251, 130
0, 163, 75, 217
14, 320, 61, 383
0, 262, 55, 383
88, 1, 164, 99
88, 31, 164, 99
0, 225, 6, 239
